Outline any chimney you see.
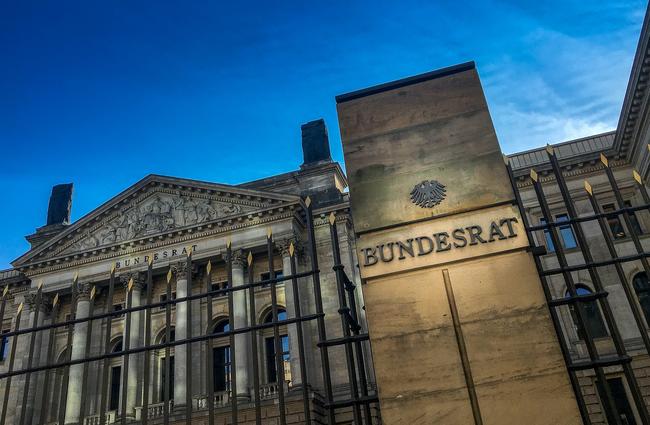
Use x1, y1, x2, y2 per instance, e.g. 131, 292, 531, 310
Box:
26, 183, 74, 249
46, 183, 73, 225
301, 119, 332, 167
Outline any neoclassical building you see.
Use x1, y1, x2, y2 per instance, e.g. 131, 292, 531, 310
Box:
0, 119, 377, 424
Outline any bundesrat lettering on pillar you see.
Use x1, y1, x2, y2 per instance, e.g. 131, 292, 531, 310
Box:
360, 217, 519, 267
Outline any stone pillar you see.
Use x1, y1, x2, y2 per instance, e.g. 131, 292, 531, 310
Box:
231, 249, 250, 400
64, 283, 91, 425
25, 292, 50, 425
120, 272, 145, 418
173, 261, 189, 408
279, 237, 304, 387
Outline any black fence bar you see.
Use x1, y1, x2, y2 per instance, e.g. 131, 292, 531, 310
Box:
289, 242, 312, 423
58, 278, 78, 425
205, 260, 216, 425
267, 232, 288, 425
121, 278, 133, 425
185, 250, 193, 425
39, 293, 59, 425
247, 252, 262, 425
226, 242, 239, 425
163, 267, 172, 425
79, 284, 96, 423
304, 197, 336, 425
142, 258, 153, 425
329, 213, 362, 425
18, 284, 41, 425
99, 267, 116, 425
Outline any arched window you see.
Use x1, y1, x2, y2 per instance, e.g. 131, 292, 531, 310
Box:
262, 309, 290, 384
109, 338, 123, 411
633, 272, 650, 326
565, 285, 608, 340
155, 327, 175, 402
212, 320, 231, 392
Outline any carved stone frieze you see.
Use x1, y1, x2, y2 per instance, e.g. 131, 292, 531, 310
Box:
62, 191, 257, 254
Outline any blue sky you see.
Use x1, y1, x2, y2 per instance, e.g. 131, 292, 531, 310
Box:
0, 0, 646, 268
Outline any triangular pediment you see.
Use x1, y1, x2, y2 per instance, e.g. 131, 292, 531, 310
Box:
14, 175, 301, 267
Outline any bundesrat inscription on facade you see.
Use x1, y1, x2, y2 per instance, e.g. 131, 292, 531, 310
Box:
360, 216, 518, 266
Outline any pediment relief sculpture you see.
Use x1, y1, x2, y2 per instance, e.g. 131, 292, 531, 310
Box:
63, 192, 256, 254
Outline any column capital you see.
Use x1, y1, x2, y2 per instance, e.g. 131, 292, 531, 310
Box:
170, 261, 197, 280
25, 291, 52, 313
76, 282, 93, 301
278, 235, 302, 258
231, 249, 246, 268
119, 271, 146, 291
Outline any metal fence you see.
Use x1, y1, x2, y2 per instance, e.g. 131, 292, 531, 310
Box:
506, 147, 650, 425
0, 198, 379, 425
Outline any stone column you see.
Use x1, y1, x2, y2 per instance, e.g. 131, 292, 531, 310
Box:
279, 237, 303, 387
231, 249, 250, 400
120, 272, 145, 418
25, 292, 50, 425
65, 282, 92, 425
173, 261, 189, 408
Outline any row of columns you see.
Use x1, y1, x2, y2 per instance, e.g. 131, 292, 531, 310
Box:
51, 238, 304, 424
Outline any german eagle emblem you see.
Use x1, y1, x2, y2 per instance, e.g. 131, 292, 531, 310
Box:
410, 180, 446, 208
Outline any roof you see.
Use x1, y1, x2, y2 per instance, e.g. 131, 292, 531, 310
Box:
507, 131, 615, 171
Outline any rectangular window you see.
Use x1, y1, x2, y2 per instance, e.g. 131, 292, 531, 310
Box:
265, 335, 290, 384
625, 200, 643, 236
603, 203, 626, 239
540, 218, 554, 252
556, 214, 577, 249
597, 377, 638, 425
0, 330, 9, 361
211, 281, 229, 297
159, 292, 177, 311
260, 270, 284, 288
160, 356, 175, 401
109, 365, 121, 411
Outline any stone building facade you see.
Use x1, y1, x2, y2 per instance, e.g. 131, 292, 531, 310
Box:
0, 119, 377, 425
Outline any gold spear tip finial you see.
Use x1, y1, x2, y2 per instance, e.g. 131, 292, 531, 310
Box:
37, 280, 43, 290
111, 263, 116, 274
53, 293, 59, 306
600, 153, 609, 167
17, 302, 23, 315
328, 212, 336, 226
634, 170, 643, 184
305, 196, 312, 207
187, 245, 193, 256
545, 144, 554, 156
167, 268, 173, 283
206, 260, 212, 274
530, 169, 538, 182
226, 239, 232, 248
90, 285, 97, 300
148, 256, 154, 266
2, 286, 8, 298
289, 242, 295, 257
128, 278, 134, 292
647, 144, 650, 152
584, 180, 593, 195
73, 272, 79, 283
247, 251, 253, 266
267, 228, 272, 239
